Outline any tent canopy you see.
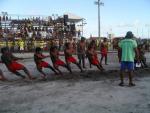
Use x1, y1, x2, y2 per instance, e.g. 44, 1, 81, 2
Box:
64, 12, 83, 23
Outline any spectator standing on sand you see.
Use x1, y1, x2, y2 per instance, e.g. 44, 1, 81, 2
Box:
77, 37, 86, 68
135, 44, 148, 68
118, 31, 139, 87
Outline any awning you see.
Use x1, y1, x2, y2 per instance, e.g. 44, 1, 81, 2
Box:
64, 12, 83, 23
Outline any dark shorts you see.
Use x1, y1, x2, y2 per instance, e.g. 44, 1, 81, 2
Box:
121, 61, 134, 71
78, 54, 85, 59
8, 61, 24, 72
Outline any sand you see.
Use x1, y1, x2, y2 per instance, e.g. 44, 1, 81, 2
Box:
0, 52, 150, 113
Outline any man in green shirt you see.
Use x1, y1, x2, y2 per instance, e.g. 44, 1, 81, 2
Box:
118, 31, 139, 87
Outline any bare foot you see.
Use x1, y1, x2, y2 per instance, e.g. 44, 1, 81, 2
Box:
41, 75, 47, 79
29, 76, 36, 80
80, 70, 84, 73
119, 82, 124, 87
54, 72, 59, 75
41, 76, 47, 81
129, 83, 136, 87
0, 77, 7, 81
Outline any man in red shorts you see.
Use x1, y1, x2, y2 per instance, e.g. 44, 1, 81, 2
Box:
50, 46, 72, 74
87, 44, 104, 71
1, 47, 35, 80
34, 47, 58, 79
100, 38, 108, 65
64, 42, 83, 73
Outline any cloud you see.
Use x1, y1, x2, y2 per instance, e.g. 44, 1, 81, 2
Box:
116, 20, 142, 28
116, 21, 133, 28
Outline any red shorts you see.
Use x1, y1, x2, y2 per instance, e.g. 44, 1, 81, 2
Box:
67, 57, 77, 63
37, 61, 49, 68
101, 49, 107, 57
54, 59, 65, 66
101, 52, 107, 57
91, 59, 99, 65
8, 61, 24, 72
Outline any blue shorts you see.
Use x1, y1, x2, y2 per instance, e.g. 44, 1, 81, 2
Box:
121, 61, 134, 71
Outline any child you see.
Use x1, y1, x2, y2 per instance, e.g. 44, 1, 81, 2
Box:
50, 46, 72, 74
34, 47, 58, 79
1, 47, 35, 80
64, 42, 83, 72
87, 44, 104, 71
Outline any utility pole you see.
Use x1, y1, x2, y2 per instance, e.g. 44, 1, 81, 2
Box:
148, 27, 150, 39
94, 0, 104, 38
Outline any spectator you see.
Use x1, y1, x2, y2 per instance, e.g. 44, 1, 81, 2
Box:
18, 39, 25, 53
77, 37, 86, 68
135, 44, 148, 68
118, 31, 139, 87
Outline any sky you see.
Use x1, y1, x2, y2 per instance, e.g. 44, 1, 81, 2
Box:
0, 0, 150, 38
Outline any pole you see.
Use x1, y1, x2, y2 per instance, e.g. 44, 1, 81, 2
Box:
148, 27, 150, 38
82, 19, 84, 36
95, 0, 104, 38
98, 0, 100, 38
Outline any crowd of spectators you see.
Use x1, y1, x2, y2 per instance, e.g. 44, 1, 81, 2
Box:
0, 15, 81, 52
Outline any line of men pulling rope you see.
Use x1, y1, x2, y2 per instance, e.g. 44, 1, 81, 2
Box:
0, 32, 147, 87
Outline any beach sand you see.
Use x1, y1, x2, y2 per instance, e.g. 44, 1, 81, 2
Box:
0, 52, 150, 113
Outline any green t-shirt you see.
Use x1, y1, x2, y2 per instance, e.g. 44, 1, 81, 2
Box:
119, 39, 137, 62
